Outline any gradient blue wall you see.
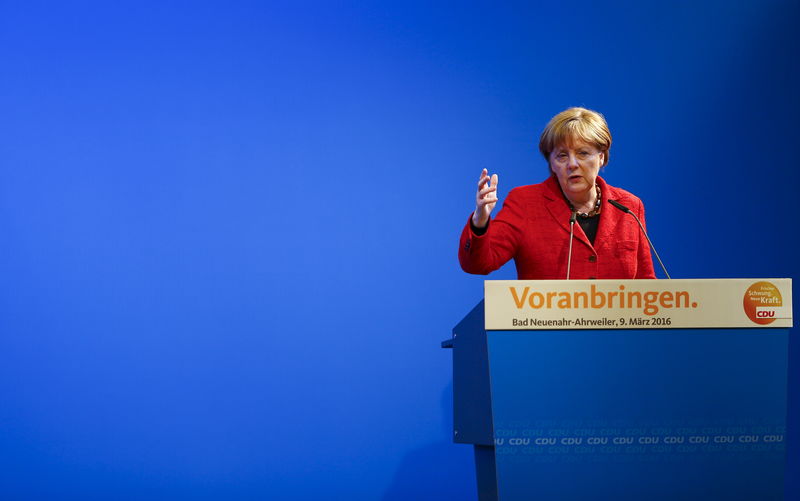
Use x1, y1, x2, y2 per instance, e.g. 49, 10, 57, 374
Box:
1, 1, 798, 499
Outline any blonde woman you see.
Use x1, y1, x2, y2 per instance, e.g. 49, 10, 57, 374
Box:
459, 107, 656, 280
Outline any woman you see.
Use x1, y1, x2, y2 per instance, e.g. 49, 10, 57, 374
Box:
459, 107, 656, 280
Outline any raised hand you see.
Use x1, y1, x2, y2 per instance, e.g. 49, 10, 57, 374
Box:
472, 168, 499, 229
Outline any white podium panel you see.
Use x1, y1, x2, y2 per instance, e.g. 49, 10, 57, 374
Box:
484, 278, 792, 330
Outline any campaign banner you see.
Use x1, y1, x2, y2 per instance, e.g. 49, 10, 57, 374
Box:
484, 278, 793, 330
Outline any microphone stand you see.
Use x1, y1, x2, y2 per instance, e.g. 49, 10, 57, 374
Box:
608, 199, 671, 279
566, 211, 577, 280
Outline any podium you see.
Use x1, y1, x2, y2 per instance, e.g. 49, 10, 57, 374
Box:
443, 279, 792, 501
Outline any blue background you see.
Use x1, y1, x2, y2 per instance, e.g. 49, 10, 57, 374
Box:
1, 1, 798, 499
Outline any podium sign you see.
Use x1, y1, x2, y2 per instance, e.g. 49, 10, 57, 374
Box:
485, 278, 793, 330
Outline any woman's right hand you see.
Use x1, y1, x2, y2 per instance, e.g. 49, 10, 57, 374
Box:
472, 168, 499, 229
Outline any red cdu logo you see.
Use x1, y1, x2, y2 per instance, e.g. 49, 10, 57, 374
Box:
743, 281, 782, 325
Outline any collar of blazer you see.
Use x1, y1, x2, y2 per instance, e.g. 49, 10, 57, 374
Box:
542, 175, 625, 251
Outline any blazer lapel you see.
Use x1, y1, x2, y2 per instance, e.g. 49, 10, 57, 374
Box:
595, 176, 622, 250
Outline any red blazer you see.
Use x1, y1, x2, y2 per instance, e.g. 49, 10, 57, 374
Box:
459, 176, 656, 280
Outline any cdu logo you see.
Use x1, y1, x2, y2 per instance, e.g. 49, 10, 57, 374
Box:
742, 281, 783, 325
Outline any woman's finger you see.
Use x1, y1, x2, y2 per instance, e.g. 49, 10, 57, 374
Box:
478, 196, 498, 207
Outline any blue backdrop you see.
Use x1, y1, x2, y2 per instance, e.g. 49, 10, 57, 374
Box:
1, 1, 798, 499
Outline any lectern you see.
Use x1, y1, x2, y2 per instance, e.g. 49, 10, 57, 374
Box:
443, 279, 792, 501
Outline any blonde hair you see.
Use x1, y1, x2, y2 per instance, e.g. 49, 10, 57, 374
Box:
538, 107, 612, 167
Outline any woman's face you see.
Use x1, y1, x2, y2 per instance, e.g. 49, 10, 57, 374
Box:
549, 139, 604, 199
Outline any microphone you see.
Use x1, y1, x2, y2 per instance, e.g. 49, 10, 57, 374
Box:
566, 211, 577, 279
608, 199, 671, 279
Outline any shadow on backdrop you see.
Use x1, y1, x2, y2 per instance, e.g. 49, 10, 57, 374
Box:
381, 382, 476, 501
